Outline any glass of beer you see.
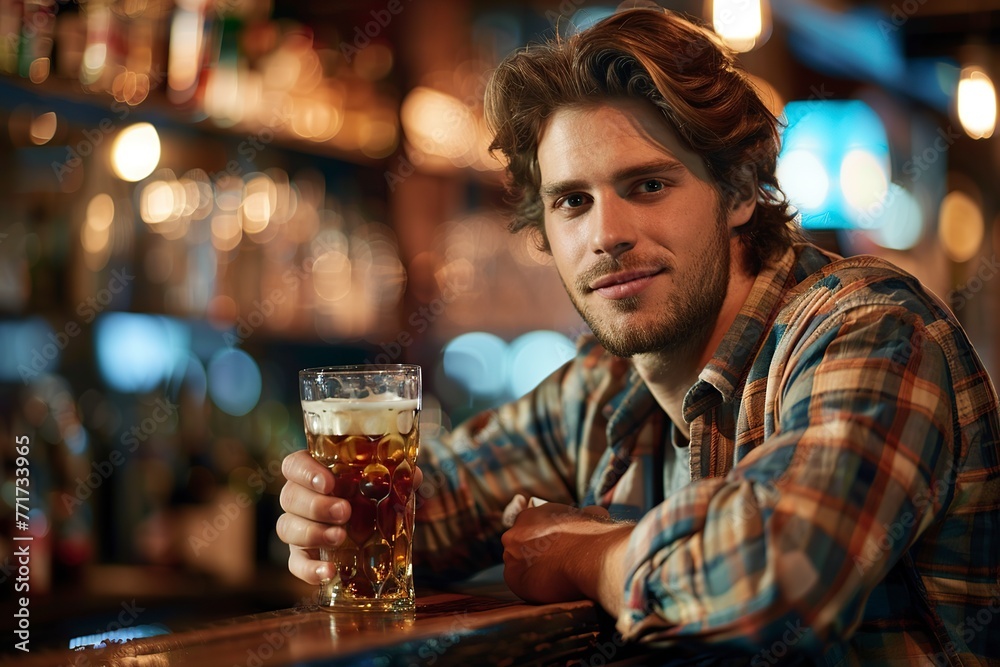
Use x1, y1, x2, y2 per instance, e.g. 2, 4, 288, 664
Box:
299, 365, 421, 612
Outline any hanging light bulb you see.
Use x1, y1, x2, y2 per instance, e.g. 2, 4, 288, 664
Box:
711, 0, 767, 53
957, 66, 997, 140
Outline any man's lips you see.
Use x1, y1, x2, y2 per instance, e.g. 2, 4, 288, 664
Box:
588, 268, 663, 299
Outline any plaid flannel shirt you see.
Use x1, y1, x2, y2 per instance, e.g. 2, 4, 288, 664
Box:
414, 243, 1000, 665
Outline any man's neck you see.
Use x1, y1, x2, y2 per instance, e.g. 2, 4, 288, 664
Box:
632, 266, 756, 438
631, 353, 699, 439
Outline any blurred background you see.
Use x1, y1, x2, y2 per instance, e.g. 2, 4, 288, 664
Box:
0, 0, 997, 650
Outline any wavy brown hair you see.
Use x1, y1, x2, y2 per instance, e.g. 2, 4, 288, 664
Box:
484, 8, 799, 274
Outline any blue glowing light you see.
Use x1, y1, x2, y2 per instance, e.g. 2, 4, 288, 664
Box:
95, 314, 189, 393
69, 624, 171, 650
774, 1, 904, 85
441, 332, 508, 398
507, 331, 576, 398
868, 184, 925, 251
0, 317, 57, 382
207, 348, 262, 416
778, 100, 890, 229
440, 330, 577, 403
774, 1, 958, 114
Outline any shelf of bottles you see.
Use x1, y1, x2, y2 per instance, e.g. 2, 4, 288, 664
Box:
0, 0, 423, 337
1, 0, 400, 155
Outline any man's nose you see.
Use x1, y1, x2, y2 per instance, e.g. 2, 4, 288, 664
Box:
589, 196, 636, 258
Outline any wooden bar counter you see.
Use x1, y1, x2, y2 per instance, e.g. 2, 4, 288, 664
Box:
9, 587, 644, 666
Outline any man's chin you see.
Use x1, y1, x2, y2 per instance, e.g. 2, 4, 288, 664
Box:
589, 326, 666, 358
589, 314, 716, 358
603, 295, 643, 313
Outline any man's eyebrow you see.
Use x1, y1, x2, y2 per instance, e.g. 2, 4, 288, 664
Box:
614, 159, 686, 183
539, 159, 686, 199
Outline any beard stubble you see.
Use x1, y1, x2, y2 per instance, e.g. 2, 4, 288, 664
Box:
565, 211, 732, 358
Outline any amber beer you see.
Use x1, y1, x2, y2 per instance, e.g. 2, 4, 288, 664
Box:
299, 365, 421, 612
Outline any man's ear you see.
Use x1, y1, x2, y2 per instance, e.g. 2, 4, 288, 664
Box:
727, 192, 756, 230
723, 173, 757, 230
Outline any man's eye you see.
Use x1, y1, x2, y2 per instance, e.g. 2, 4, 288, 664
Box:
638, 180, 664, 193
559, 194, 587, 208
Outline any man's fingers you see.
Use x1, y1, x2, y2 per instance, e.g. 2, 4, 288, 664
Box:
279, 478, 351, 524
288, 546, 334, 585
281, 450, 334, 495
276, 513, 347, 550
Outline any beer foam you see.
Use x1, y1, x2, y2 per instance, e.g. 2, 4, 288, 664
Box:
302, 396, 419, 436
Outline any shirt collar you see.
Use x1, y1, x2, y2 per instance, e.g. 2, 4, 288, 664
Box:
603, 364, 659, 445
600, 243, 838, 434
682, 244, 832, 422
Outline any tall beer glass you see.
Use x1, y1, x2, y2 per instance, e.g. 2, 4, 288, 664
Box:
299, 365, 421, 612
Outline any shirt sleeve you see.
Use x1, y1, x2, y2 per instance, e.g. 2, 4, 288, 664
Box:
411, 357, 582, 578
618, 307, 959, 658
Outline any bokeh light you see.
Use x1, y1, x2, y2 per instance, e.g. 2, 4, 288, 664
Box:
0, 318, 58, 381
938, 191, 984, 263
507, 331, 576, 398
29, 112, 57, 145
29, 57, 51, 84
840, 149, 889, 222
111, 123, 161, 182
95, 314, 189, 393
82, 193, 116, 271
779, 100, 890, 229
204, 65, 245, 127
776, 149, 829, 212
713, 0, 765, 52
439, 330, 579, 404
312, 250, 352, 302
241, 173, 278, 236
207, 348, 262, 416
211, 214, 242, 252
441, 332, 508, 398
957, 67, 997, 140
86, 194, 115, 233
141, 180, 177, 225
400, 87, 477, 164
868, 184, 924, 251
168, 5, 206, 102
82, 42, 107, 84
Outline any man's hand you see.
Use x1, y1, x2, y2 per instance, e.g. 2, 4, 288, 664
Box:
501, 502, 633, 616
277, 450, 423, 584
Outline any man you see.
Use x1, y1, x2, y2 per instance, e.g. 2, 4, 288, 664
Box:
278, 8, 1000, 664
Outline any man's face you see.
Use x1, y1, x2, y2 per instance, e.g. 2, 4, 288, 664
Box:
536, 98, 746, 358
